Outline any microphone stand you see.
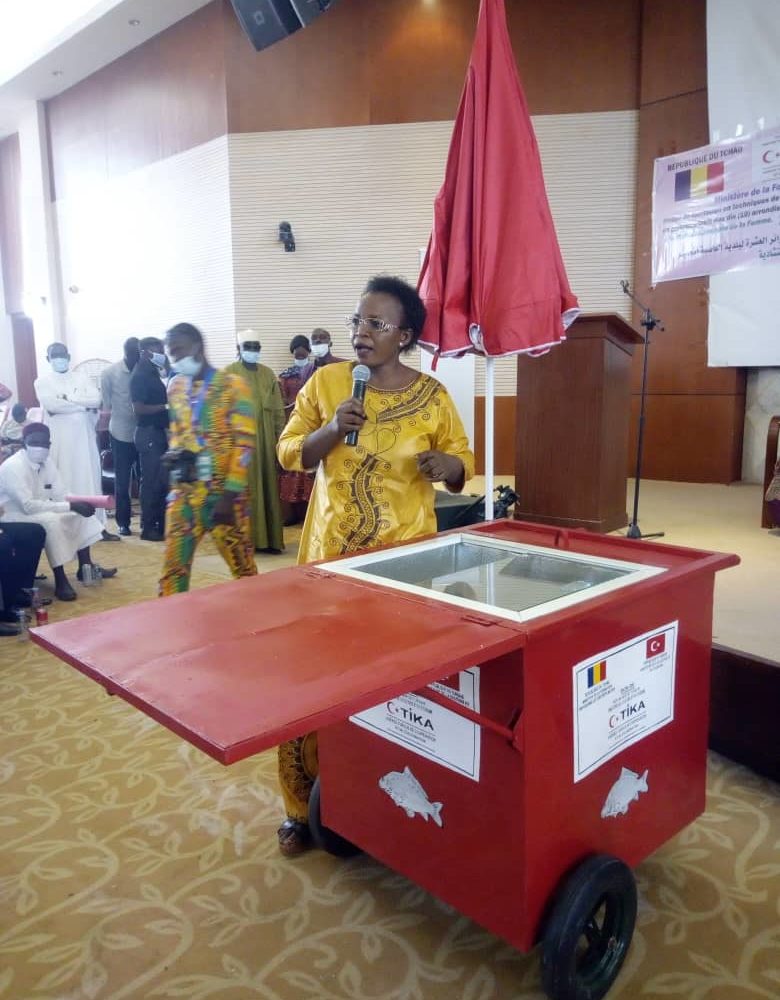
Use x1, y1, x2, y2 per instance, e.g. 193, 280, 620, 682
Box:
620, 280, 664, 540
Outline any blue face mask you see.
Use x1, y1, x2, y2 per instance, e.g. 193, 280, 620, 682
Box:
51, 357, 69, 373
240, 349, 261, 364
293, 356, 310, 368
150, 352, 166, 369
170, 355, 201, 377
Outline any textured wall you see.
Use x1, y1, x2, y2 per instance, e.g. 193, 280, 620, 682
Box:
227, 112, 638, 386
56, 138, 234, 365
54, 110, 637, 382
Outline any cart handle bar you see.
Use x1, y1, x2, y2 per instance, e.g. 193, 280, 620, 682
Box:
413, 685, 524, 752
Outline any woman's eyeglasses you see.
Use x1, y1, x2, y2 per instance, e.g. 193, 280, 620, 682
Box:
345, 314, 404, 335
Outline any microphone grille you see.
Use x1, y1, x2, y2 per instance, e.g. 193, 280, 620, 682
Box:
352, 364, 371, 383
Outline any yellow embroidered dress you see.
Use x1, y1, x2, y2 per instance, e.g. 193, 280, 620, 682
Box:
275, 361, 474, 825
277, 360, 475, 563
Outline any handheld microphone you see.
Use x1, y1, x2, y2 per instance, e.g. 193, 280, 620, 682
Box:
345, 364, 370, 446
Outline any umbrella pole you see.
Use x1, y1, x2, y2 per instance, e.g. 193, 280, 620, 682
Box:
484, 355, 495, 520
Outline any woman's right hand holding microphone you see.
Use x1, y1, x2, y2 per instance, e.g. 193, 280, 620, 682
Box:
330, 397, 366, 439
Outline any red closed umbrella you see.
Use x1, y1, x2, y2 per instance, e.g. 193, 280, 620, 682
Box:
418, 0, 579, 514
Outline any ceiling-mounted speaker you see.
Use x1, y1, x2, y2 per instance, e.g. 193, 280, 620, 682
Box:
230, 0, 337, 52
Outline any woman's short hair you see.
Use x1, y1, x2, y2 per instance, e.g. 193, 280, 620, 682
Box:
289, 334, 311, 353
363, 275, 427, 353
166, 322, 204, 347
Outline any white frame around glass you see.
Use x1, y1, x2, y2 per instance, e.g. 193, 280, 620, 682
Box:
323, 532, 665, 624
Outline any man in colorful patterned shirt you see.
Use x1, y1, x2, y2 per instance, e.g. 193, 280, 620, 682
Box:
159, 322, 257, 595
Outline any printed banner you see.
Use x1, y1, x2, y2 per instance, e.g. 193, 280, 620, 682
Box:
572, 623, 678, 783
652, 125, 780, 282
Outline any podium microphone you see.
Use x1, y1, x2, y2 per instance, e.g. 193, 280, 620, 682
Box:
345, 364, 371, 446
617, 278, 665, 540
620, 279, 665, 330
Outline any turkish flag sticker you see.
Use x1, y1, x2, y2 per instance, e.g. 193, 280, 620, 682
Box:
646, 633, 666, 657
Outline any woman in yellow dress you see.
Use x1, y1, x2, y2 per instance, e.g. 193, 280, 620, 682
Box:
275, 274, 474, 854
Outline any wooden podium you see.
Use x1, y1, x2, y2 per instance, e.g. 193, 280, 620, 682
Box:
514, 313, 643, 533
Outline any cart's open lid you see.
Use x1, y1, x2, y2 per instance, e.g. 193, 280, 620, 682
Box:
32, 566, 526, 764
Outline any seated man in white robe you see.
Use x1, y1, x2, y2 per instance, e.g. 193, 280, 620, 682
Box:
33, 342, 119, 541
0, 423, 117, 602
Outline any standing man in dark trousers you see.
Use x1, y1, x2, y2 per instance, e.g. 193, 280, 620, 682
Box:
101, 338, 140, 535
130, 337, 169, 541
0, 515, 46, 635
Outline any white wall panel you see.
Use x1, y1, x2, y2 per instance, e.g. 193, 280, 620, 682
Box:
228, 112, 638, 394
56, 135, 234, 366
54, 112, 638, 394
228, 122, 452, 377
707, 0, 780, 480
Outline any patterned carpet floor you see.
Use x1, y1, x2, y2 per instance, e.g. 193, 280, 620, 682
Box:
1, 526, 778, 1000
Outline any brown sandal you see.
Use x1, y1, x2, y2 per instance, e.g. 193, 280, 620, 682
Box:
277, 819, 311, 857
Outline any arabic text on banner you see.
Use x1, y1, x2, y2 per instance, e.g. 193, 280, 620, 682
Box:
652, 125, 780, 283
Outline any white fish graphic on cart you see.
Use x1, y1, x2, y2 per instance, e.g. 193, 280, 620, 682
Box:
601, 767, 649, 819
379, 766, 444, 827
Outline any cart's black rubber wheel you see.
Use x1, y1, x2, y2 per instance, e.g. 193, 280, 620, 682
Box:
309, 777, 361, 858
541, 854, 637, 1000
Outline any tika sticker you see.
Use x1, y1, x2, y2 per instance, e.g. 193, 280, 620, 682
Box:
379, 766, 443, 827
601, 766, 649, 819
572, 622, 678, 782
350, 668, 481, 780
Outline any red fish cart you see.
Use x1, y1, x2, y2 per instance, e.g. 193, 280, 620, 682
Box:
31, 521, 738, 1000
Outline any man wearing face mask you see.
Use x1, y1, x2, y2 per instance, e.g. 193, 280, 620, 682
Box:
277, 335, 315, 526
309, 328, 346, 368
101, 338, 140, 536
0, 424, 117, 602
34, 342, 118, 541
225, 331, 285, 552
130, 337, 170, 542
159, 322, 257, 594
